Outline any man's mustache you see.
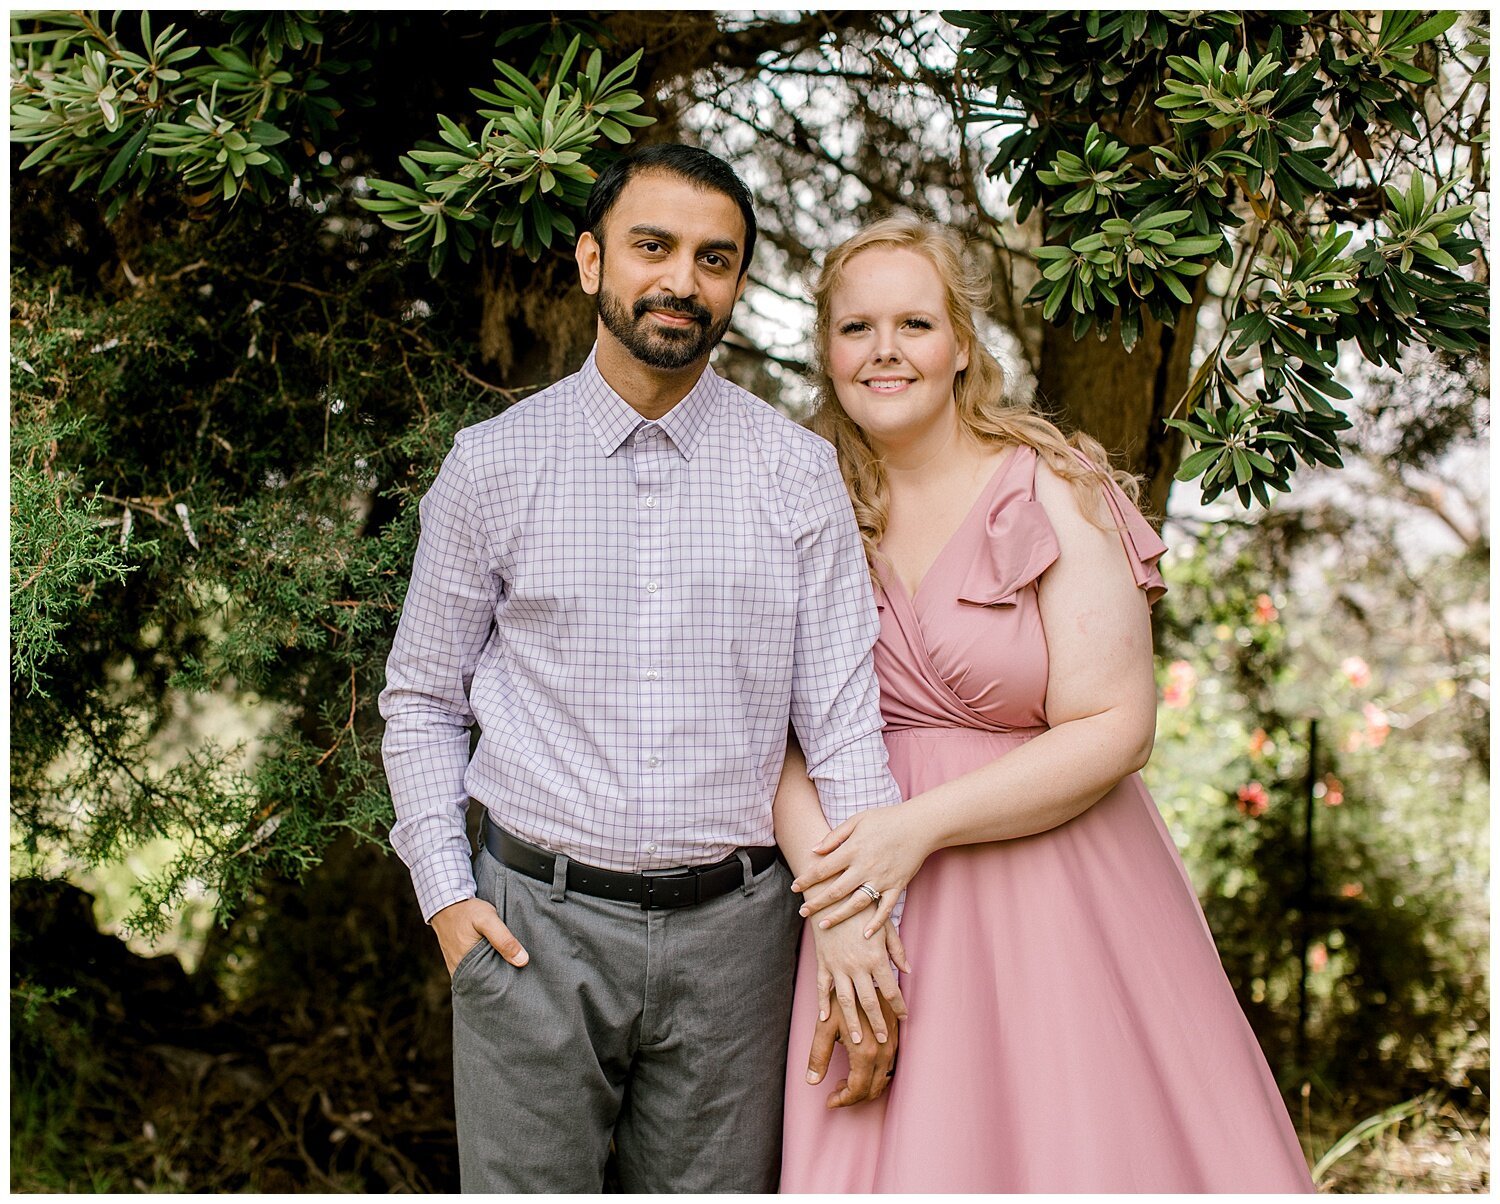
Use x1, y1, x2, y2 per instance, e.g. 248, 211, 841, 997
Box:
632, 294, 711, 326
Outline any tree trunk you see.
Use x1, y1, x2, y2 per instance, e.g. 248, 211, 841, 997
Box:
1035, 302, 1201, 524
477, 251, 598, 384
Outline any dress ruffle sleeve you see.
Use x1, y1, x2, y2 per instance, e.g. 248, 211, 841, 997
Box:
957, 451, 1167, 608
956, 496, 1061, 607
1098, 475, 1168, 607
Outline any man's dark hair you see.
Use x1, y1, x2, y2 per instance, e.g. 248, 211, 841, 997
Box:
584, 144, 757, 277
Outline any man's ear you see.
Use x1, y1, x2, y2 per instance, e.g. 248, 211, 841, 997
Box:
576, 232, 602, 296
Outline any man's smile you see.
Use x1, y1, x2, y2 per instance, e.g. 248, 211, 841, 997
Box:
648, 309, 696, 328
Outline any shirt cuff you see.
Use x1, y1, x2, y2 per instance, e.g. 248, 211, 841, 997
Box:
816, 777, 905, 831
409, 845, 479, 924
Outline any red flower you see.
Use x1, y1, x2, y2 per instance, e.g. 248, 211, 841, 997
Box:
1162, 660, 1197, 709
1253, 594, 1279, 624
1249, 727, 1269, 757
1340, 882, 1364, 899
1322, 774, 1344, 807
1341, 656, 1372, 688
1236, 781, 1270, 817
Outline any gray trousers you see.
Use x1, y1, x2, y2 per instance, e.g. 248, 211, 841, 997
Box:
451, 844, 802, 1193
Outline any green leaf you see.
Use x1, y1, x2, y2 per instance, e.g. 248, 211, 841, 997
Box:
555, 34, 582, 83
1176, 446, 1222, 479
1042, 278, 1069, 322
1415, 243, 1461, 269
19, 135, 69, 173
1163, 413, 1213, 438
490, 57, 547, 109
1386, 59, 1434, 83
1307, 373, 1353, 401
1232, 449, 1252, 484
1136, 208, 1193, 230
1403, 11, 1459, 45
1282, 152, 1337, 189
1160, 270, 1193, 304
1164, 236, 1222, 256
98, 123, 152, 191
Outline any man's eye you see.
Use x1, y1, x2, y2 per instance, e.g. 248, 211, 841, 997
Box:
703, 254, 726, 268
641, 241, 664, 253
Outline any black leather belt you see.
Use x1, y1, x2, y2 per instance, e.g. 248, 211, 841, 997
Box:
483, 822, 779, 910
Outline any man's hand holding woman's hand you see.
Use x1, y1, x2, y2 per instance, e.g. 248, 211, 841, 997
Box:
806, 993, 901, 1108
431, 897, 529, 975
805, 903, 909, 1106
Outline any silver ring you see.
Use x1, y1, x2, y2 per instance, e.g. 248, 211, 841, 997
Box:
857, 883, 881, 904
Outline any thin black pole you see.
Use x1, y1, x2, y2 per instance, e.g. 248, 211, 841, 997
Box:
1296, 716, 1318, 1068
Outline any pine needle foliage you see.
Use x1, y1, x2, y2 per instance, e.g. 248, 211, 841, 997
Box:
9, 223, 498, 938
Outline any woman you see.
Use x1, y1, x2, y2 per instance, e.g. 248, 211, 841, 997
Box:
773, 216, 1314, 1192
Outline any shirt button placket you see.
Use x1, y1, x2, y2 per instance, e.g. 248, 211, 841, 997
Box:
637, 422, 669, 838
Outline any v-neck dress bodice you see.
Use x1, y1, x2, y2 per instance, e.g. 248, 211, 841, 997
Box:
780, 447, 1313, 1193
872, 446, 1165, 735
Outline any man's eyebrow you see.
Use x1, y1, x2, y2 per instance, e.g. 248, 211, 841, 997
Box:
626, 224, 677, 243
626, 225, 741, 258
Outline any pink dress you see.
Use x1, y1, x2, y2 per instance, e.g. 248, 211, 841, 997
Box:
780, 448, 1314, 1192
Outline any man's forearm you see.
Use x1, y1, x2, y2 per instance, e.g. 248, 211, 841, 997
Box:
772, 737, 833, 880
382, 706, 479, 921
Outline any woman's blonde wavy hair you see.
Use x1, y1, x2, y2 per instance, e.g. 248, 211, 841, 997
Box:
809, 214, 1140, 574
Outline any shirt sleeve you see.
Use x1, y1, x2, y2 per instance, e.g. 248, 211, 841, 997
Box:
379, 436, 501, 922
787, 444, 905, 830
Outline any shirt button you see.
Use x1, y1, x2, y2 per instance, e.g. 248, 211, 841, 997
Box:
645, 668, 659, 681
646, 842, 659, 854
646, 755, 659, 768
645, 581, 659, 594
643, 495, 657, 509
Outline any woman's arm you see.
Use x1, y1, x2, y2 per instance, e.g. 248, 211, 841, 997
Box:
793, 462, 1159, 932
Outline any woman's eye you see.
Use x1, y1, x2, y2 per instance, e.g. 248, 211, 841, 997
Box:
837, 321, 868, 335
904, 317, 933, 330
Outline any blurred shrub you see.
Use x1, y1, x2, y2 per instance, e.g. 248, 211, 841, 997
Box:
1148, 500, 1488, 1109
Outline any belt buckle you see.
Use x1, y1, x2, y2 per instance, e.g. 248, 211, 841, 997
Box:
641, 868, 700, 910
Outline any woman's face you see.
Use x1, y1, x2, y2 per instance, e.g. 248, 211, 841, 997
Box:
824, 246, 970, 456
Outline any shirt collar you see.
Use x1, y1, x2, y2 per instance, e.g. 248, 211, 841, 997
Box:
576, 345, 720, 461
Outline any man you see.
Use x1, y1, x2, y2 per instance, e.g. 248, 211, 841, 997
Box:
380, 143, 902, 1193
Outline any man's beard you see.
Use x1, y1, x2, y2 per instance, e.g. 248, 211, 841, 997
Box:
597, 285, 732, 371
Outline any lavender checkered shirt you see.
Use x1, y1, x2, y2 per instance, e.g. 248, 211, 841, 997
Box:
380, 347, 901, 921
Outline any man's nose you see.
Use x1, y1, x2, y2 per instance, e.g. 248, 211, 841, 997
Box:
655, 251, 698, 297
